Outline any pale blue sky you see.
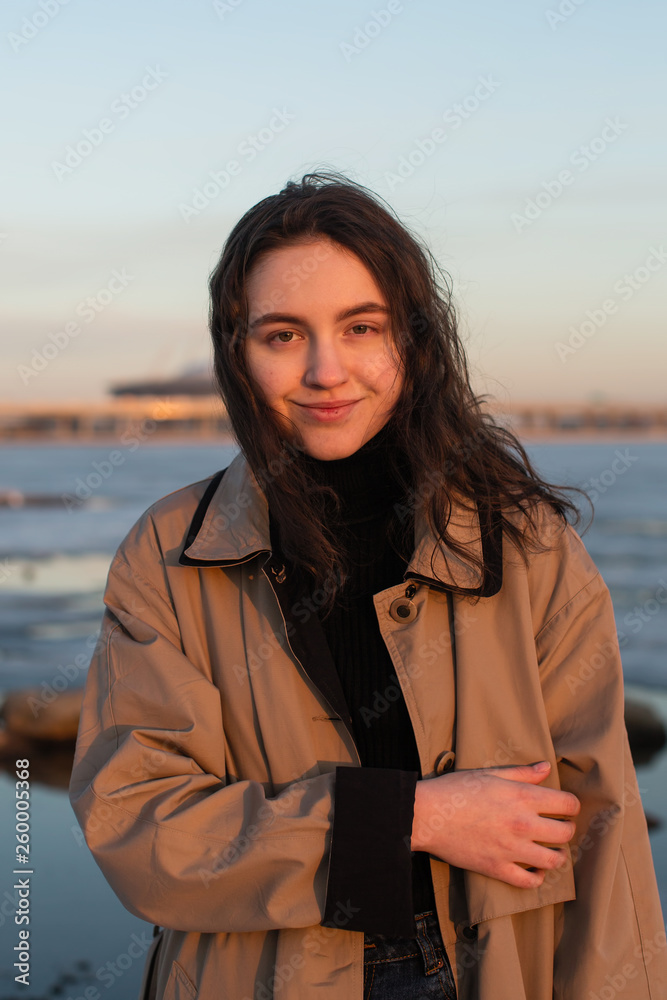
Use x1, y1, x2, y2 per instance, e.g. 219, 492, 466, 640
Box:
2, 0, 666, 402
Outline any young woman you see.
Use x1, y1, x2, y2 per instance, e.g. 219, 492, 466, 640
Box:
69, 172, 666, 999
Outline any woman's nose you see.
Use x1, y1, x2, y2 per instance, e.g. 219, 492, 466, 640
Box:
303, 338, 348, 387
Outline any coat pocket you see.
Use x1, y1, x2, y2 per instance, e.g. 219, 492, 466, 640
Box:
163, 960, 198, 1000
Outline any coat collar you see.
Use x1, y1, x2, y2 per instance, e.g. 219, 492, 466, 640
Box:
179, 451, 502, 597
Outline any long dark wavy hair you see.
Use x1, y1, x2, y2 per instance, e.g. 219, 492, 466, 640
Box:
208, 171, 588, 613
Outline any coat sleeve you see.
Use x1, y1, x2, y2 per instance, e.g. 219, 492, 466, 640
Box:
69, 514, 340, 935
322, 765, 418, 936
532, 524, 667, 997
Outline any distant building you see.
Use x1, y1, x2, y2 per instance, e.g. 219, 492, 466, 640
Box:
110, 361, 216, 397
1, 385, 665, 442
0, 396, 230, 442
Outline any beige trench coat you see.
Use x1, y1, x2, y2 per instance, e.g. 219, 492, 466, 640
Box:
69, 451, 667, 999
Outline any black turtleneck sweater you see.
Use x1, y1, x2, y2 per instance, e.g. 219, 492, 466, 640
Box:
289, 423, 438, 929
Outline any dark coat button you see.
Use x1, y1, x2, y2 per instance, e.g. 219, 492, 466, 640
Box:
461, 924, 478, 941
434, 750, 456, 775
389, 597, 418, 623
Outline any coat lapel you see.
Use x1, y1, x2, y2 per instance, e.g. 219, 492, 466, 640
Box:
177, 452, 503, 769
179, 452, 503, 597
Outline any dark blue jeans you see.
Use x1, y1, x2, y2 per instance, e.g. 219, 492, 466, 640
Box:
363, 910, 457, 999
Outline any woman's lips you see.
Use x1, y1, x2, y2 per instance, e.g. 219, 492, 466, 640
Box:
294, 400, 361, 422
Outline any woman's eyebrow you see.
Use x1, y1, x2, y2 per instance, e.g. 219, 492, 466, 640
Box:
249, 301, 390, 329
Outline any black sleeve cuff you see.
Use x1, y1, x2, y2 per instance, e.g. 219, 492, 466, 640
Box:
322, 765, 419, 936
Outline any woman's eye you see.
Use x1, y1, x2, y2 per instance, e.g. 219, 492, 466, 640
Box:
271, 330, 296, 343
350, 324, 372, 335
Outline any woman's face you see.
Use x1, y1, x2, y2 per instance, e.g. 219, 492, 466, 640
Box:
245, 239, 404, 461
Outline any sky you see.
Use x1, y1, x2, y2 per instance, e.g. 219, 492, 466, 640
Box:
2, 0, 666, 404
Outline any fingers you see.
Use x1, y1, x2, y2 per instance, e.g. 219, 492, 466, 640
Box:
500, 864, 549, 890
505, 865, 556, 890
506, 812, 576, 847
532, 816, 577, 845
416, 765, 581, 883
490, 853, 567, 889
539, 790, 581, 817
485, 761, 552, 785
495, 846, 571, 889
522, 842, 571, 872
479, 763, 581, 817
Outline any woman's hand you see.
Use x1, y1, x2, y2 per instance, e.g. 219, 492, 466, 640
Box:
411, 761, 580, 888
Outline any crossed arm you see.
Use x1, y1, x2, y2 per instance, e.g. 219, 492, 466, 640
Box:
411, 760, 580, 888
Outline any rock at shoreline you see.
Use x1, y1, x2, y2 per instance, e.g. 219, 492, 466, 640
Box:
1, 687, 665, 804
0, 686, 83, 745
625, 698, 667, 765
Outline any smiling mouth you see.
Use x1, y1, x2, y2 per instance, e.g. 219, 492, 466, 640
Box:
292, 400, 361, 421
296, 401, 360, 409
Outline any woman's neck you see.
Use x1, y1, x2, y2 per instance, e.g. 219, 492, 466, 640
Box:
298, 422, 409, 524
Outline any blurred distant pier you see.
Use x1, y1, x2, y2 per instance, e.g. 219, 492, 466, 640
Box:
0, 397, 665, 442
0, 396, 231, 442
497, 400, 667, 437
